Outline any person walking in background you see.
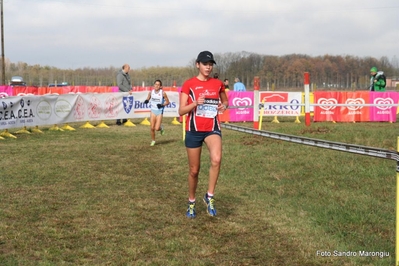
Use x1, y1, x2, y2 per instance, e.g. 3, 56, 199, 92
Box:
223, 78, 230, 90
143, 79, 170, 146
369, 67, 386, 92
179, 51, 229, 219
116, 64, 132, 125
233, 77, 246, 91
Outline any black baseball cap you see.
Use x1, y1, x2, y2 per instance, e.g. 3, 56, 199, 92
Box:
196, 51, 216, 64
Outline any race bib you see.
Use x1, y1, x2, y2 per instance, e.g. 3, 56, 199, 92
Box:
196, 98, 219, 118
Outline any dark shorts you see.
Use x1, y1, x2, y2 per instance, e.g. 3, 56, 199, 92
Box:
185, 130, 222, 148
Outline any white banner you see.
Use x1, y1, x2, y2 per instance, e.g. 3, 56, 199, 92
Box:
0, 92, 180, 130
259, 91, 302, 116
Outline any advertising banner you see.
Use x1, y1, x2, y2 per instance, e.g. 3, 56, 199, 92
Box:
0, 92, 180, 130
228, 91, 253, 122
314, 91, 399, 122
369, 92, 399, 122
313, 91, 341, 122
339, 91, 370, 122
259, 91, 302, 116
0, 86, 12, 98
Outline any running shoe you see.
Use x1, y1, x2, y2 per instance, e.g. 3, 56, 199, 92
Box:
203, 193, 217, 217
186, 202, 196, 218
150, 140, 156, 146
160, 125, 165, 136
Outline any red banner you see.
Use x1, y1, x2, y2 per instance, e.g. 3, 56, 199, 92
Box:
314, 91, 341, 122
314, 91, 399, 122
339, 91, 370, 122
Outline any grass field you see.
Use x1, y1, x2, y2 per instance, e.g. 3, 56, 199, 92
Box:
0, 117, 397, 265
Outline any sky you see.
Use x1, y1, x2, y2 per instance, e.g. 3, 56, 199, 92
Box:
3, 0, 399, 70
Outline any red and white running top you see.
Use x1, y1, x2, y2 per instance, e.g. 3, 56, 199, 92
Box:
181, 77, 225, 132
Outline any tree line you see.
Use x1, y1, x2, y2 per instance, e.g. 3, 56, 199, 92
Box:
2, 52, 399, 90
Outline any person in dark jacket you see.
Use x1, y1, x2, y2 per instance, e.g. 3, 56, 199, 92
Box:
223, 78, 229, 90
116, 64, 132, 125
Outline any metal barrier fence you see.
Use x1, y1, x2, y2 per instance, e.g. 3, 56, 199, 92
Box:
222, 123, 398, 162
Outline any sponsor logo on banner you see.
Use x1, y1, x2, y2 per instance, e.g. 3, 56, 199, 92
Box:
0, 92, 8, 98
55, 99, 73, 118
0, 99, 35, 124
261, 93, 288, 103
105, 95, 118, 118
74, 96, 85, 120
88, 96, 101, 119
37, 100, 52, 120
346, 98, 365, 111
123, 95, 134, 114
259, 92, 300, 115
2, 100, 8, 110
232, 97, 252, 110
374, 98, 394, 111
318, 98, 338, 111
232, 97, 252, 115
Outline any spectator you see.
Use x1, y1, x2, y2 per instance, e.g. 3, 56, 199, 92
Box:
233, 77, 246, 91
223, 79, 230, 90
116, 64, 132, 125
369, 67, 386, 92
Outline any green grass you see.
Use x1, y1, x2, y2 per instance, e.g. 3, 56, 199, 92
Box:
0, 117, 397, 265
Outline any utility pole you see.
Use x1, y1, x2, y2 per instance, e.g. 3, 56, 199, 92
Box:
1, 0, 5, 85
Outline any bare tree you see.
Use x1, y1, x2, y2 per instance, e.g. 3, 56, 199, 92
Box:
3, 53, 399, 89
